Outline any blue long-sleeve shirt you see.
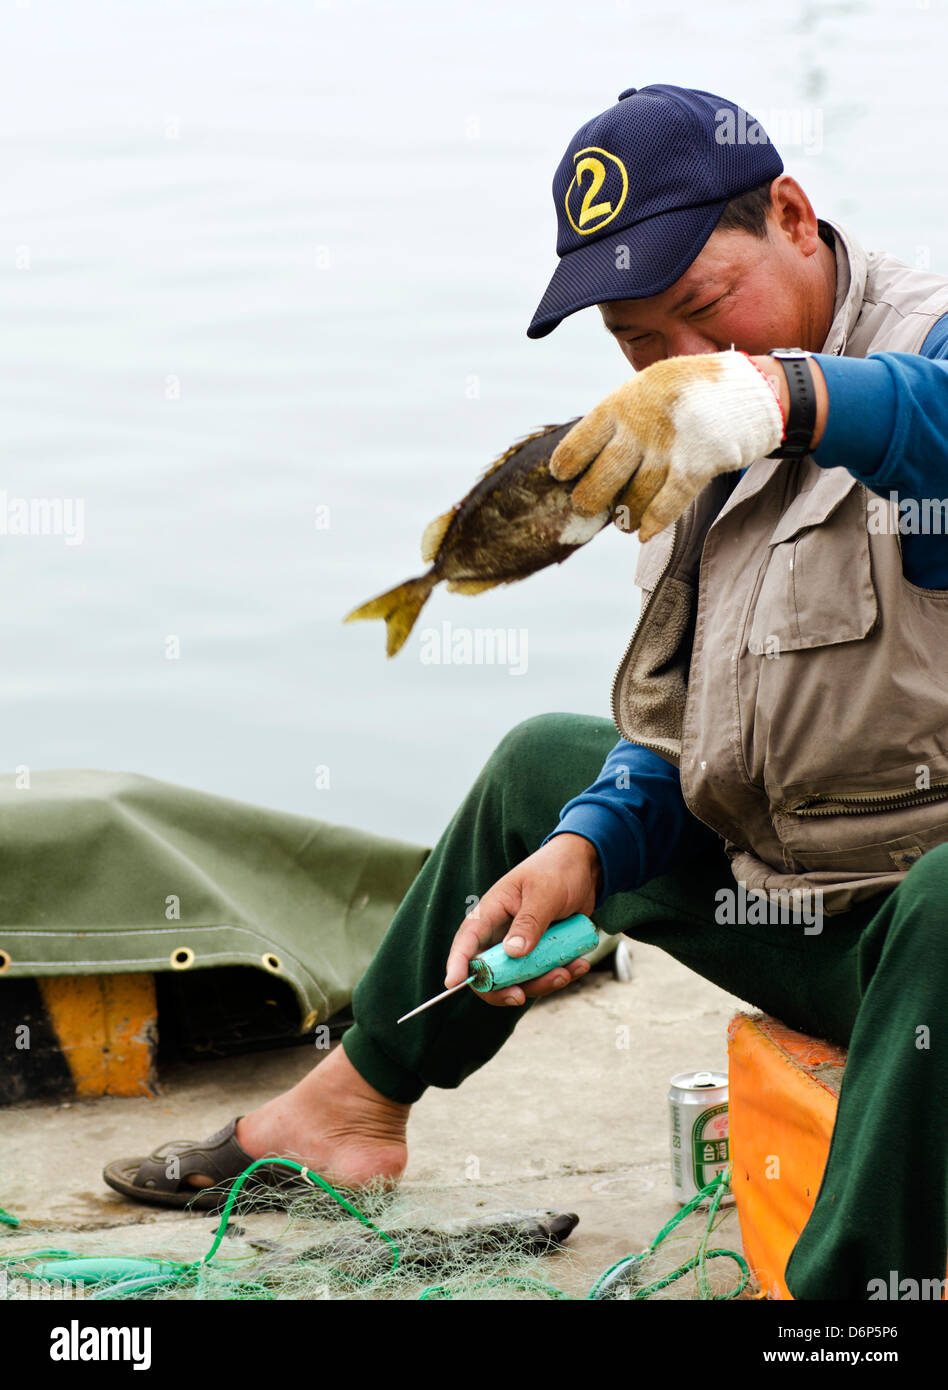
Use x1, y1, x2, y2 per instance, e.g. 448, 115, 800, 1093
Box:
545, 318, 948, 906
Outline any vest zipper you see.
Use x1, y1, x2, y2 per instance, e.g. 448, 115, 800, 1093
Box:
784, 782, 948, 817
609, 518, 680, 747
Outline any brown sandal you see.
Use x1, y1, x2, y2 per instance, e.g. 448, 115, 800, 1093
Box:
102, 1116, 361, 1214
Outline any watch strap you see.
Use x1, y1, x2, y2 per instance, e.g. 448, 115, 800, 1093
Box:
766, 350, 817, 459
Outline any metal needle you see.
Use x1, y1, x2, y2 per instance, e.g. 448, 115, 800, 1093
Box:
397, 976, 474, 1024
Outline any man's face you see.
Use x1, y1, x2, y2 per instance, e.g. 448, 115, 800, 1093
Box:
599, 219, 823, 371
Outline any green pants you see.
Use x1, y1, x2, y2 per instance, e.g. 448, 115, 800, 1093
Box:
341, 712, 948, 1301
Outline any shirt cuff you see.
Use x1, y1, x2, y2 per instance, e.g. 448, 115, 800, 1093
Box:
541, 802, 645, 908
811, 352, 897, 481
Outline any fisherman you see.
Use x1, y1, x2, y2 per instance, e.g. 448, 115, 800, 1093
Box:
105, 85, 948, 1301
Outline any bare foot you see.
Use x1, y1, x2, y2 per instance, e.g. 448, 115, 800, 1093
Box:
186, 1044, 410, 1191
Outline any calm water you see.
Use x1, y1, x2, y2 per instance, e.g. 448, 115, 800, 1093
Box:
3, 0, 946, 845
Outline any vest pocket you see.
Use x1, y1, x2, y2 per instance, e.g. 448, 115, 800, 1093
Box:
772, 791, 948, 875
747, 473, 877, 655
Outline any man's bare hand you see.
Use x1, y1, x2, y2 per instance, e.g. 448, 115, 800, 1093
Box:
444, 833, 603, 1007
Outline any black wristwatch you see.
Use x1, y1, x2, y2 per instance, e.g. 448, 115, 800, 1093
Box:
766, 348, 817, 460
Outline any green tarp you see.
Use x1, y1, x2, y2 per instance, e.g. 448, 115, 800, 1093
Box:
0, 771, 432, 1027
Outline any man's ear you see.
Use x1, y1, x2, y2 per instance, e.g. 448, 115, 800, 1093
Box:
768, 175, 821, 256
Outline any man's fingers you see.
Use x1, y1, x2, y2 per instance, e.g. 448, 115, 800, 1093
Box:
478, 983, 528, 1008
444, 890, 516, 987
472, 893, 561, 998
478, 957, 593, 1008
636, 474, 696, 543
549, 409, 616, 482
522, 957, 592, 997
570, 437, 644, 516
501, 905, 549, 959
611, 458, 668, 534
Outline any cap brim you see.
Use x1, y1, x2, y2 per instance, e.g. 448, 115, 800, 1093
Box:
526, 199, 729, 339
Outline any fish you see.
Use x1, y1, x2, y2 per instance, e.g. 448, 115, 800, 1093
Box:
343, 420, 611, 656
247, 1210, 579, 1280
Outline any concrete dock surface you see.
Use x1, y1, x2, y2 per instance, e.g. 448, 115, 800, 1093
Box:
0, 942, 755, 1300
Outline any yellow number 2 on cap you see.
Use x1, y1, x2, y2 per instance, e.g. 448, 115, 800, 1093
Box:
565, 147, 628, 236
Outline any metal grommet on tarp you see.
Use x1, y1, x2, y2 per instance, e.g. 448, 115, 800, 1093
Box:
169, 946, 195, 970
261, 953, 282, 974
0, 949, 11, 975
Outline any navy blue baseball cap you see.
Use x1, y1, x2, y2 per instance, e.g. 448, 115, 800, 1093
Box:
526, 84, 783, 339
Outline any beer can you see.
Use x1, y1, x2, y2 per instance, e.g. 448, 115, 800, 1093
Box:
668, 1070, 732, 1206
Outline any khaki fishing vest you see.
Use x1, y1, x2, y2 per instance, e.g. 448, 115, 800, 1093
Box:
614, 220, 948, 914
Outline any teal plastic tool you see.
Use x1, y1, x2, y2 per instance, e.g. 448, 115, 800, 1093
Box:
397, 913, 600, 1023
33, 1256, 182, 1285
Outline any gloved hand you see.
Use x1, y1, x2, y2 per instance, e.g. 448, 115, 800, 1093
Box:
549, 350, 785, 543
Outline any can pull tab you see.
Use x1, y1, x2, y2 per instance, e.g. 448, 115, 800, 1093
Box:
692, 1071, 717, 1087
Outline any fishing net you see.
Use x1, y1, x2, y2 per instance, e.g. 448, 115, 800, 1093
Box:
0, 1163, 752, 1301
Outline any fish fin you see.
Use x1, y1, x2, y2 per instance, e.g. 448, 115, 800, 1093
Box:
420, 425, 570, 564
343, 573, 437, 657
445, 577, 505, 595
420, 507, 458, 564
477, 423, 568, 482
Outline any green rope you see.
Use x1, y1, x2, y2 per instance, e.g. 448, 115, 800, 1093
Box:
0, 1206, 19, 1229
585, 1167, 749, 1301
198, 1159, 400, 1273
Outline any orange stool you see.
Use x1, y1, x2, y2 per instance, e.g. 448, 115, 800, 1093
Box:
728, 1010, 947, 1299
728, 1012, 846, 1299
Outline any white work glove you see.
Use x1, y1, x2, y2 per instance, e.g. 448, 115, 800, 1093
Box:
549, 350, 785, 543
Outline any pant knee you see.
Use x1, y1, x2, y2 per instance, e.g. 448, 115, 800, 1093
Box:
488, 713, 572, 771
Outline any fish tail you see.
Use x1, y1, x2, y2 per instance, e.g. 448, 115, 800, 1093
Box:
343, 573, 436, 657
